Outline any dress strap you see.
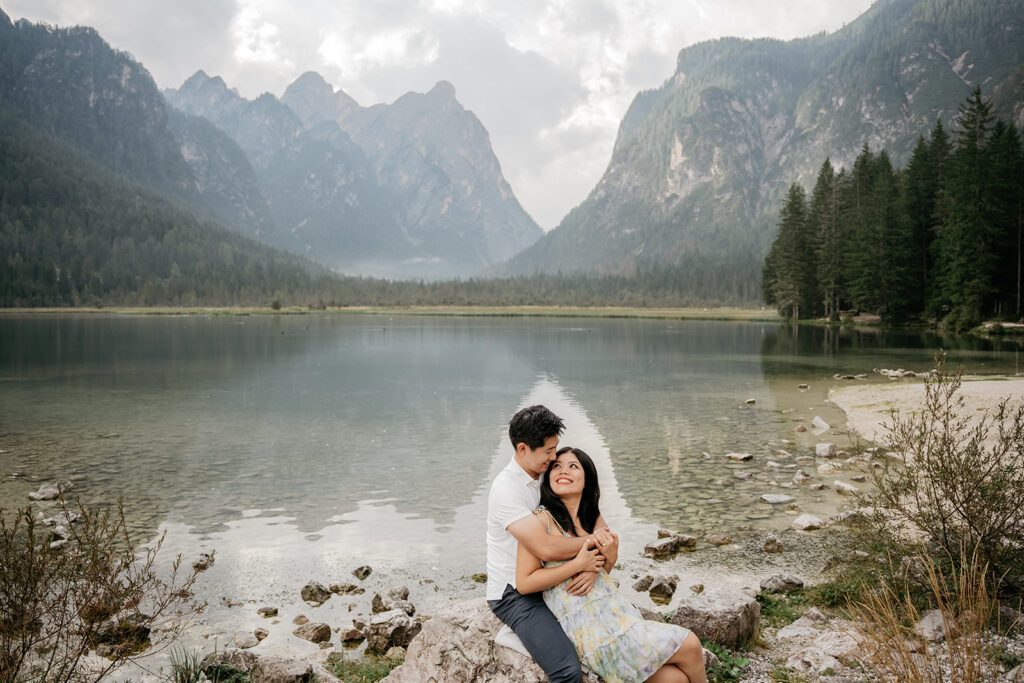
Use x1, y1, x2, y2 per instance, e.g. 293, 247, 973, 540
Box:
533, 505, 551, 534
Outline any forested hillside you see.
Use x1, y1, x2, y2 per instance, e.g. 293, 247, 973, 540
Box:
496, 0, 1024, 305
763, 89, 1023, 328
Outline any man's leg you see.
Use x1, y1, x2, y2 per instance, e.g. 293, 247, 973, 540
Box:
489, 585, 581, 683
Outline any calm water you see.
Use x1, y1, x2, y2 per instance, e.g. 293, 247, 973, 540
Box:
1, 314, 1020, 661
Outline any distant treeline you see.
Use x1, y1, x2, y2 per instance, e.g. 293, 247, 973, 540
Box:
762, 87, 1023, 328
0, 109, 759, 309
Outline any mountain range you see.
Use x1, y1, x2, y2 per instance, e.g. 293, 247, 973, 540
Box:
2, 0, 1022, 302
164, 70, 542, 278
495, 0, 1024, 279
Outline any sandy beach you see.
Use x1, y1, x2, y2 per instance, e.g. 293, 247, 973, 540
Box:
828, 376, 1024, 446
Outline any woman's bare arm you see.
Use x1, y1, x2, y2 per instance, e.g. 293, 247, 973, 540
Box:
515, 511, 605, 594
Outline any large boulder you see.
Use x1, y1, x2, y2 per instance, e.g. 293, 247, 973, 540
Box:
365, 609, 422, 654
670, 588, 760, 650
382, 599, 599, 682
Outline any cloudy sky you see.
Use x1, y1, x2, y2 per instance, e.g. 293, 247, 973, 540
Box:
8, 0, 874, 229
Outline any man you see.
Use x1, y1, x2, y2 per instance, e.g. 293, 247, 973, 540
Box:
486, 404, 604, 683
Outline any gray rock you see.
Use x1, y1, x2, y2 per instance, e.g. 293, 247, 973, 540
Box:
914, 609, 955, 642
648, 575, 679, 603
365, 609, 423, 654
811, 417, 830, 433
760, 574, 804, 593
301, 582, 331, 605
815, 442, 836, 458
706, 534, 732, 545
786, 648, 841, 675
28, 481, 72, 501
258, 606, 278, 618
254, 627, 269, 641
725, 452, 753, 461
235, 630, 260, 649
352, 565, 372, 580
202, 648, 258, 677
384, 646, 406, 660
339, 626, 365, 643
381, 599, 599, 683
632, 575, 654, 592
330, 582, 365, 595
760, 494, 794, 504
792, 470, 813, 485
671, 588, 760, 649
834, 480, 859, 496
643, 533, 696, 559
817, 462, 842, 475
252, 655, 314, 682
762, 535, 785, 553
293, 622, 332, 644
372, 586, 415, 616
293, 614, 309, 626
792, 514, 825, 531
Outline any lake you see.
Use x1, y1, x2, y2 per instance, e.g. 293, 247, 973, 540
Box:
1, 313, 1020, 662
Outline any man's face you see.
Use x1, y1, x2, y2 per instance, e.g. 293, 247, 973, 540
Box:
517, 434, 560, 479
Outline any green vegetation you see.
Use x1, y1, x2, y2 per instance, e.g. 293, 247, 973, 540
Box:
863, 354, 1024, 594
764, 88, 1024, 328
0, 498, 206, 681
704, 642, 750, 682
324, 651, 400, 682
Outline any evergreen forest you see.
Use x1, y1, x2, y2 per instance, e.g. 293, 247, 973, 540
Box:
762, 88, 1024, 329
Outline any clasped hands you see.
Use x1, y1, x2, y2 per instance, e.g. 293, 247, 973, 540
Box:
565, 527, 618, 596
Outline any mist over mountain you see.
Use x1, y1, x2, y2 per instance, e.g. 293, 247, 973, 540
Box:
166, 70, 543, 278
495, 0, 1024, 283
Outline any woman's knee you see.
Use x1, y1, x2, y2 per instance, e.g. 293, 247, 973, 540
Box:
680, 632, 703, 662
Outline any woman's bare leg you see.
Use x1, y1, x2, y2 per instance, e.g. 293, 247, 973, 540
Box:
644, 664, 688, 683
662, 632, 707, 683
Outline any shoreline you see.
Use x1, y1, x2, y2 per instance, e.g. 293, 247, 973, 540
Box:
0, 304, 781, 321
828, 375, 1024, 447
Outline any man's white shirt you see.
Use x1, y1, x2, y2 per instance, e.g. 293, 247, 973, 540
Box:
485, 457, 541, 601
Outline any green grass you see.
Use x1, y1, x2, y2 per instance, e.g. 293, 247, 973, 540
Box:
324, 652, 400, 682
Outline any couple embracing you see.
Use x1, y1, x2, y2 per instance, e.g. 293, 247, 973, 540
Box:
486, 405, 707, 683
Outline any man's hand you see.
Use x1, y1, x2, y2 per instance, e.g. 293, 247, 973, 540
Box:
566, 570, 600, 595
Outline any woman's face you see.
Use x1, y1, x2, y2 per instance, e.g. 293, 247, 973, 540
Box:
548, 451, 585, 498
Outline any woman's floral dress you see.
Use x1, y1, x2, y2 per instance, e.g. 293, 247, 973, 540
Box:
536, 507, 691, 683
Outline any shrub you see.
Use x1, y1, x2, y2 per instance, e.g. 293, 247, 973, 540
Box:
0, 498, 207, 681
864, 353, 1024, 595
850, 548, 1000, 682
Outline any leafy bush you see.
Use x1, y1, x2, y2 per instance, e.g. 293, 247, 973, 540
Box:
704, 642, 750, 682
324, 651, 400, 682
865, 353, 1024, 595
0, 498, 207, 681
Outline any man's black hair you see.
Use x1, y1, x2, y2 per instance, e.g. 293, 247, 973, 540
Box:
508, 404, 565, 451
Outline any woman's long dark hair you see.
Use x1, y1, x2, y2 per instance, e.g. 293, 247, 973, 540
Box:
540, 446, 601, 536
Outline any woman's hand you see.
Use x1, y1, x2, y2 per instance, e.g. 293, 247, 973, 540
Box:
594, 528, 618, 555
571, 538, 606, 574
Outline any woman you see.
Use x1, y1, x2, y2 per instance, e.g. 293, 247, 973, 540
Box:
516, 447, 707, 683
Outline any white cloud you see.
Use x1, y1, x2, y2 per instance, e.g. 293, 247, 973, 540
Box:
232, 3, 288, 65
3, 0, 875, 229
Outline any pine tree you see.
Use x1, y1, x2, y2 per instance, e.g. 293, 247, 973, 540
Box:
932, 87, 998, 328
765, 183, 812, 318
809, 159, 841, 319
986, 120, 1024, 318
